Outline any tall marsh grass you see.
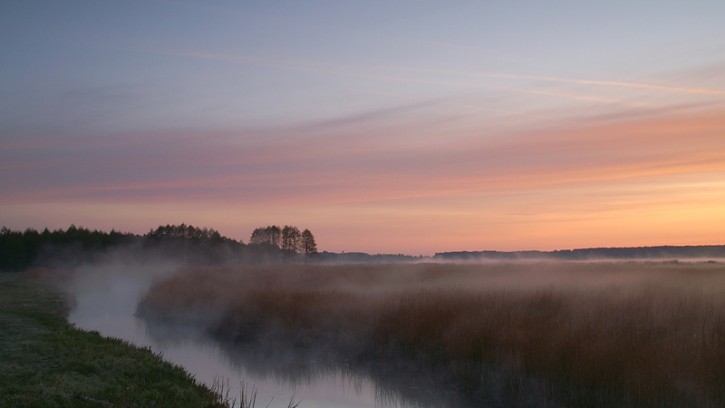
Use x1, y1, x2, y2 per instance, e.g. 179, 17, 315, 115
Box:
137, 261, 725, 407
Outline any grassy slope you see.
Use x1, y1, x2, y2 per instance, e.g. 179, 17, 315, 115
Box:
0, 272, 228, 408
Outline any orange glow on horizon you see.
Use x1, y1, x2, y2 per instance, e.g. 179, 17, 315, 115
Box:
2, 107, 725, 255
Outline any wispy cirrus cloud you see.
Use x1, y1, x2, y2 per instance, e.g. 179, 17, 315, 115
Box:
465, 71, 725, 96
4, 102, 724, 206
164, 49, 725, 119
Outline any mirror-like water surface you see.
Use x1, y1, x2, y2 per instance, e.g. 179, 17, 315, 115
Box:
65, 269, 456, 408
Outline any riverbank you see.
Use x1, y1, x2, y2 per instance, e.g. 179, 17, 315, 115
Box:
0, 272, 229, 408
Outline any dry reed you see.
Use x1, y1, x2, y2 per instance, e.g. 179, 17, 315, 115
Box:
137, 261, 725, 407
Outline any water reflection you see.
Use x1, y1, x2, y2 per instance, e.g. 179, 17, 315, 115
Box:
67, 282, 466, 408
142, 319, 469, 408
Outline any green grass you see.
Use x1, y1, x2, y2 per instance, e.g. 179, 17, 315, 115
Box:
0, 272, 229, 408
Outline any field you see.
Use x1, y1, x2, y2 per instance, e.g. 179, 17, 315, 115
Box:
137, 261, 725, 408
0, 272, 231, 408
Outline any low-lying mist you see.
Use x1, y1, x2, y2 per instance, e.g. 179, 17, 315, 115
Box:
135, 261, 725, 408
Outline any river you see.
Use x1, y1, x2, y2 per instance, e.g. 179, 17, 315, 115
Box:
64, 264, 459, 408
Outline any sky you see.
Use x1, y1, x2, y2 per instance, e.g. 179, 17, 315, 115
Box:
2, 1, 725, 255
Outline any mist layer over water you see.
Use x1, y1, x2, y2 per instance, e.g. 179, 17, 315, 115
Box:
62, 258, 725, 408
136, 261, 725, 407
63, 258, 458, 408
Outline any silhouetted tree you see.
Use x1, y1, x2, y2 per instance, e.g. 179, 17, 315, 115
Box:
0, 225, 137, 271
249, 225, 281, 248
146, 224, 222, 241
281, 225, 302, 253
302, 229, 317, 256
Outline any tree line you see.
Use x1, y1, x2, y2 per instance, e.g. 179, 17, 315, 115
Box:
248, 225, 317, 255
0, 225, 135, 271
0, 223, 320, 271
434, 246, 725, 261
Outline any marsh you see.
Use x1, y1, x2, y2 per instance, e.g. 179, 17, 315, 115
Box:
64, 260, 725, 407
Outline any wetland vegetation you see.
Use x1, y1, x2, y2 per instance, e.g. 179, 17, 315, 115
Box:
3, 225, 725, 407
138, 262, 725, 408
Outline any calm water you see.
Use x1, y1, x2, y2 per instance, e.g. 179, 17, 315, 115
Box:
64, 266, 459, 408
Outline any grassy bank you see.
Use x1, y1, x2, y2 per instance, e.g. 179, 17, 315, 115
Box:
138, 262, 725, 407
0, 272, 229, 408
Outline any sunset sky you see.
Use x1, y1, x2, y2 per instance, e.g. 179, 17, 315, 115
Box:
2, 1, 725, 254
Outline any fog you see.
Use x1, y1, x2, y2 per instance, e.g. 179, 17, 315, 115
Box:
57, 252, 470, 407
56, 255, 725, 408
61, 253, 180, 340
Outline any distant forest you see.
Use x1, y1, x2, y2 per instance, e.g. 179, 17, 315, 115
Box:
0, 224, 320, 272
2, 224, 723, 272
434, 246, 725, 261
0, 224, 420, 272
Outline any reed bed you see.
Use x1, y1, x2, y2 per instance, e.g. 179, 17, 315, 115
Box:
137, 261, 725, 407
